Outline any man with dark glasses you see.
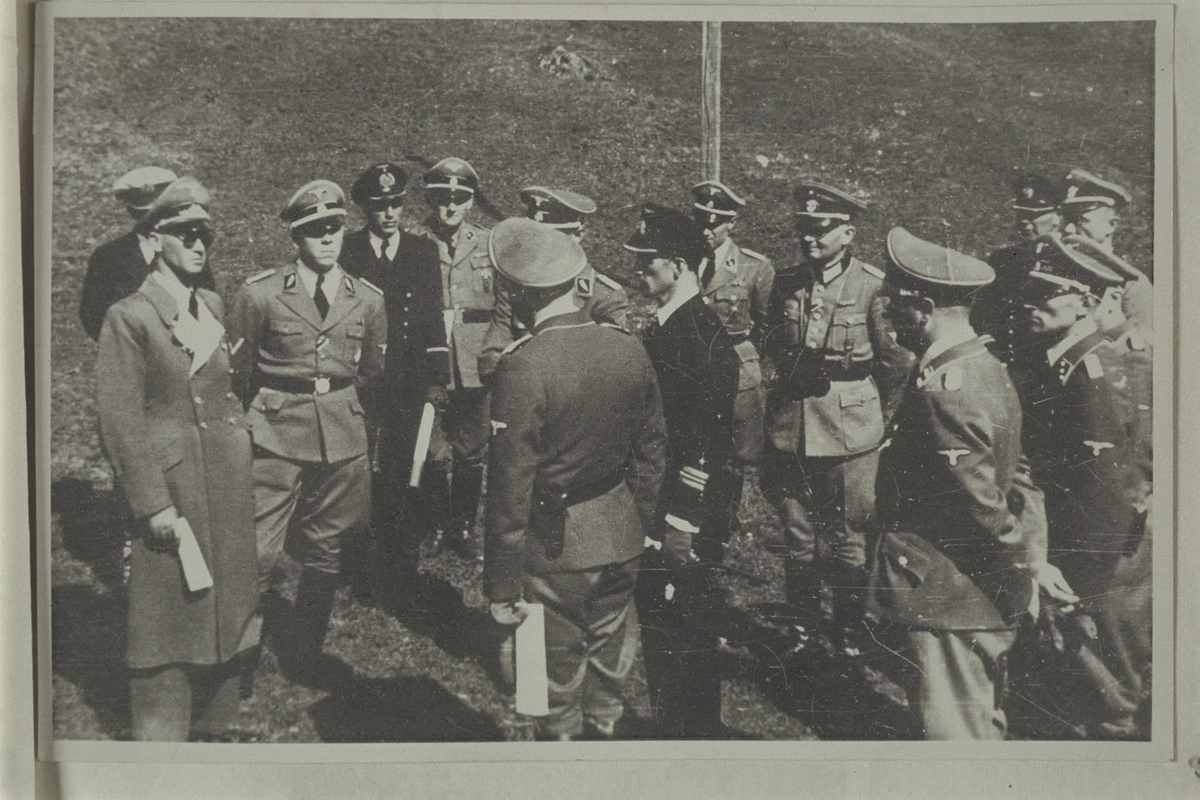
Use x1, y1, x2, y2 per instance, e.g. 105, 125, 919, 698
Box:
228, 179, 386, 687
412, 157, 495, 560
759, 182, 912, 655
341, 163, 448, 608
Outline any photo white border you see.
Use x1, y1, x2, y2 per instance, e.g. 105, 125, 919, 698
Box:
14, 0, 1196, 795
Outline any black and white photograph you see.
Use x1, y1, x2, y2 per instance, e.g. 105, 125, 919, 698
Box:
35, 1, 1175, 771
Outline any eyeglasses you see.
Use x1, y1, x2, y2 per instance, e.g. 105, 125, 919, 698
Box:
795, 218, 845, 239
160, 225, 214, 249
295, 219, 344, 239
692, 210, 726, 228
426, 188, 473, 208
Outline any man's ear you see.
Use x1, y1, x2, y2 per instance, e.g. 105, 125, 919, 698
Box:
672, 258, 686, 279
147, 231, 164, 254
917, 296, 935, 317
843, 224, 857, 245
1081, 293, 1101, 311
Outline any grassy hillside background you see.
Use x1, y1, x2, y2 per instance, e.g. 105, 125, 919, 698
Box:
49, 18, 1156, 742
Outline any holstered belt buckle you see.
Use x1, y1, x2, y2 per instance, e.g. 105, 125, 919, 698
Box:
314, 377, 331, 395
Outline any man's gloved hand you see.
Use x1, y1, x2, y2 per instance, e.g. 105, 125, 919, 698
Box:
490, 601, 528, 626
144, 506, 180, 553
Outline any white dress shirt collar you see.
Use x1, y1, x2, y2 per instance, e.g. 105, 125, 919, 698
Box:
655, 280, 700, 326
1046, 318, 1099, 366
295, 262, 343, 305
369, 230, 400, 261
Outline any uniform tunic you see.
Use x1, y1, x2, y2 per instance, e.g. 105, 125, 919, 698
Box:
98, 278, 257, 668
867, 337, 1042, 739
485, 310, 666, 737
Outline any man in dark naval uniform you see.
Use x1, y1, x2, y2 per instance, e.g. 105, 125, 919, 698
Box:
759, 182, 912, 649
341, 163, 448, 603
478, 185, 629, 380
228, 179, 387, 685
971, 173, 1063, 368
484, 217, 666, 742
624, 204, 740, 738
80, 166, 216, 341
866, 227, 1068, 740
412, 157, 495, 559
1017, 233, 1153, 739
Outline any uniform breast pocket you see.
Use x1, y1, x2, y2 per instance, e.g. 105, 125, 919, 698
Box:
711, 286, 746, 322
838, 381, 884, 451
472, 263, 494, 296
345, 322, 365, 363
269, 317, 305, 355
827, 312, 871, 359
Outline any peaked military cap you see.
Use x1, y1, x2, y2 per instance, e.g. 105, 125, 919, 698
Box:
351, 163, 408, 205
1061, 234, 1140, 284
520, 186, 597, 231
1026, 233, 1123, 297
623, 202, 713, 265
794, 181, 868, 221
423, 157, 480, 194
281, 180, 347, 229
691, 180, 746, 221
1060, 168, 1132, 213
142, 177, 211, 231
885, 227, 994, 295
113, 166, 179, 212
489, 216, 587, 288
1011, 173, 1064, 214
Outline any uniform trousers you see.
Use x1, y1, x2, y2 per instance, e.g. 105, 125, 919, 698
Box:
129, 657, 242, 741
252, 449, 370, 585
761, 446, 878, 625
875, 625, 1017, 740
524, 558, 641, 738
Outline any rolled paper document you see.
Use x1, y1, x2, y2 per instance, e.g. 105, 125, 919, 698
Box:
513, 601, 549, 716
409, 402, 436, 487
173, 517, 213, 592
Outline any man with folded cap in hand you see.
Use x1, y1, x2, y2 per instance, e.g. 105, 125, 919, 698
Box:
479, 185, 629, 380
80, 166, 216, 341
1059, 167, 1152, 336
971, 173, 1064, 368
96, 177, 259, 740
690, 180, 776, 539
866, 227, 1066, 740
624, 203, 740, 738
412, 157, 494, 560
759, 182, 912, 654
228, 179, 386, 687
1015, 232, 1153, 739
342, 163, 448, 604
484, 217, 666, 741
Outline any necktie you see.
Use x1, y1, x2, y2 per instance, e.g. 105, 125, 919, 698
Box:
314, 273, 330, 319
187, 290, 199, 320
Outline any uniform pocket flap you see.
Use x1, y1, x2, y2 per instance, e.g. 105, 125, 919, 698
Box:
348, 395, 365, 415
346, 323, 365, 339
832, 312, 868, 326
269, 318, 303, 335
151, 434, 185, 471
839, 383, 878, 407
880, 531, 932, 585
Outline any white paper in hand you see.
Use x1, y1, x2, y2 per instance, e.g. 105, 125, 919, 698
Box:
513, 601, 550, 716
173, 517, 213, 592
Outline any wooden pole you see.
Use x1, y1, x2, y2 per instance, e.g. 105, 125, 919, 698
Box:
701, 21, 721, 182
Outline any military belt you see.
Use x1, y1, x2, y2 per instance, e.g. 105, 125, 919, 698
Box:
825, 362, 872, 382
455, 309, 492, 325
257, 375, 354, 395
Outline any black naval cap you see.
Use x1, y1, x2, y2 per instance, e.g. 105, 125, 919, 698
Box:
489, 217, 587, 288
113, 166, 179, 213
423, 157, 480, 194
1011, 173, 1064, 215
351, 163, 408, 206
884, 227, 994, 301
623, 203, 715, 270
1023, 233, 1124, 302
520, 186, 597, 232
1060, 168, 1132, 214
691, 180, 746, 226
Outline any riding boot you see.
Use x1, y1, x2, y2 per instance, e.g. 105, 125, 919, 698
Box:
285, 568, 341, 686
447, 462, 484, 560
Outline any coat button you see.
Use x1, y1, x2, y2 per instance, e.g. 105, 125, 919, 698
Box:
226, 392, 235, 399
898, 556, 908, 567
228, 417, 238, 425
229, 368, 236, 374
406, 292, 412, 298
199, 421, 208, 429
194, 396, 204, 404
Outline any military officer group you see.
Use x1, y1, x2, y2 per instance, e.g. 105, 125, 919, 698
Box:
79, 156, 1152, 744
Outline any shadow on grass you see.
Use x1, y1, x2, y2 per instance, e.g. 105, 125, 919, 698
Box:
51, 477, 130, 590
50, 583, 130, 739
308, 673, 504, 742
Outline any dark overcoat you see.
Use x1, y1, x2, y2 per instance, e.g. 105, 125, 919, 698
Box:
97, 276, 257, 668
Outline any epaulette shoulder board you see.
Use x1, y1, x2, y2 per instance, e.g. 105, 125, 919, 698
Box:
740, 246, 767, 261
1083, 352, 1104, 380
595, 272, 622, 291
941, 363, 964, 391
600, 321, 629, 334
245, 268, 277, 285
501, 333, 533, 356
359, 277, 384, 296
861, 261, 886, 280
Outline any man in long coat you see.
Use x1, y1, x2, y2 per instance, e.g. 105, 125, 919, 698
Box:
97, 177, 258, 741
